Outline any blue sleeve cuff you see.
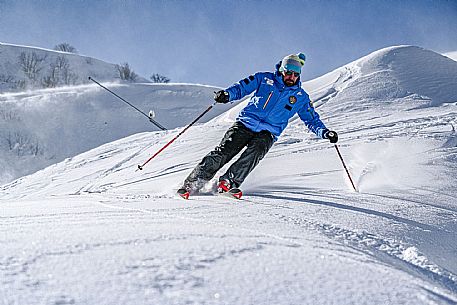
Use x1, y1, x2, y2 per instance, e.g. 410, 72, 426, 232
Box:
319, 128, 329, 139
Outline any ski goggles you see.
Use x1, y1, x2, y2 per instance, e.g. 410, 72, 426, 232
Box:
284, 70, 300, 77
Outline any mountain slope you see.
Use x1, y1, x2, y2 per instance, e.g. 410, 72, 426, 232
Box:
0, 42, 137, 90
306, 46, 457, 110
0, 81, 236, 184
0, 43, 244, 185
1, 46, 457, 304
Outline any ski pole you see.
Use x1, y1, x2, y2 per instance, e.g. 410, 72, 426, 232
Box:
137, 101, 217, 171
88, 76, 167, 131
334, 144, 357, 192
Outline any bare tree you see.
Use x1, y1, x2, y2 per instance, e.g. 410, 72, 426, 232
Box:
42, 57, 62, 88
54, 55, 78, 85
42, 66, 59, 88
0, 74, 14, 83
150, 73, 170, 83
116, 62, 138, 82
6, 132, 26, 155
5, 131, 42, 156
13, 80, 26, 90
42, 55, 78, 87
54, 43, 78, 54
0, 107, 20, 121
55, 55, 70, 71
18, 52, 47, 82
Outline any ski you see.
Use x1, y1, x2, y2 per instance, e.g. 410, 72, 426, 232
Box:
176, 188, 243, 200
220, 188, 243, 200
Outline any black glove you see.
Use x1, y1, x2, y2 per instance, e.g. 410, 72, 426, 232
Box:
214, 90, 229, 104
323, 130, 338, 143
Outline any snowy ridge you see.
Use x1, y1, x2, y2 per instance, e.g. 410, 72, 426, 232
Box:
306, 46, 457, 109
0, 42, 136, 90
444, 51, 457, 62
1, 46, 457, 304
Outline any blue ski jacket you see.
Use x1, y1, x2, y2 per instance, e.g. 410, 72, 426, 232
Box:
225, 64, 328, 140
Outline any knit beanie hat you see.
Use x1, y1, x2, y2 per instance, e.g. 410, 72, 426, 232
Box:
279, 53, 306, 74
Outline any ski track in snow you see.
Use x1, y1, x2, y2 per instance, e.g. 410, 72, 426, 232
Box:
3, 189, 457, 304
248, 191, 457, 291
3, 121, 457, 304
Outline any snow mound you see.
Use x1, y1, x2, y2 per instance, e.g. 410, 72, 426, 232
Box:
305, 46, 457, 111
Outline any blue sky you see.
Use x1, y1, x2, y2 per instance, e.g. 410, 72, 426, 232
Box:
1, 0, 456, 87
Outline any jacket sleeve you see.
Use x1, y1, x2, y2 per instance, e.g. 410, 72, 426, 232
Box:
224, 73, 262, 102
298, 100, 328, 139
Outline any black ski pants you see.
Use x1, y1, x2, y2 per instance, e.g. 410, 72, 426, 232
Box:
183, 121, 274, 190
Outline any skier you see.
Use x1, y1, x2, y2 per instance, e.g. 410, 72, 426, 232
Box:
177, 53, 338, 199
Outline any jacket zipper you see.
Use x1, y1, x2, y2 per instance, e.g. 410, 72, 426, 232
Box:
263, 91, 273, 109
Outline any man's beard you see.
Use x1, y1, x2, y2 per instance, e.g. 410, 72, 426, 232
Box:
284, 79, 296, 86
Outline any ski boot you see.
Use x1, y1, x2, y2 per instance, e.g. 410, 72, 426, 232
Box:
217, 179, 232, 193
176, 188, 190, 200
217, 179, 242, 199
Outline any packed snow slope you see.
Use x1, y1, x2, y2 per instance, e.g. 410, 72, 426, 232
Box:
0, 43, 234, 183
1, 46, 457, 304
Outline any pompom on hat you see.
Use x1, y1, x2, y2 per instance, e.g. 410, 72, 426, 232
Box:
279, 53, 306, 74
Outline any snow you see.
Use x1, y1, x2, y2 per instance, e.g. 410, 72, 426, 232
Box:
0, 42, 130, 90
1, 45, 457, 304
0, 82, 237, 184
444, 51, 457, 62
0, 43, 243, 184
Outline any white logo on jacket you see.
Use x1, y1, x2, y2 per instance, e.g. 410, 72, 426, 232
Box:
265, 78, 274, 86
250, 96, 261, 108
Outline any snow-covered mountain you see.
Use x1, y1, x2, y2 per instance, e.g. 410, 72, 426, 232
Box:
1, 45, 457, 304
0, 43, 236, 183
308, 45, 457, 108
0, 42, 141, 91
